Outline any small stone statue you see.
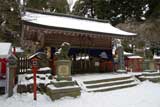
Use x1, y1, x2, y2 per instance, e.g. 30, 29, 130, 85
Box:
55, 42, 70, 60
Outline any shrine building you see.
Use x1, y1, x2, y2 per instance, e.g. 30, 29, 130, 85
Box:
21, 9, 136, 74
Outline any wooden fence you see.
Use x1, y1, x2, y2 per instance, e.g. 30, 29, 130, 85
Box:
17, 57, 31, 74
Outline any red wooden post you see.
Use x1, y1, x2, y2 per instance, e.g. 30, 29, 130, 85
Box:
31, 57, 38, 101
0, 58, 7, 77
13, 47, 16, 56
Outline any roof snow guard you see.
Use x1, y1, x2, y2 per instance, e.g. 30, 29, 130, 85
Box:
22, 10, 136, 37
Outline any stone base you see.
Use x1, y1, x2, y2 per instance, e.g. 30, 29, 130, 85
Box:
46, 80, 81, 100
46, 86, 81, 100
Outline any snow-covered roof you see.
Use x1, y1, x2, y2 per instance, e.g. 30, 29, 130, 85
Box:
12, 47, 24, 53
22, 11, 136, 36
28, 52, 46, 59
0, 42, 12, 58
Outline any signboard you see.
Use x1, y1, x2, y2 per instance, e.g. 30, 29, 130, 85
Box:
55, 60, 72, 81
32, 60, 38, 67
58, 65, 69, 77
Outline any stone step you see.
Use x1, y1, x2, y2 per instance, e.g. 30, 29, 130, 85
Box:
86, 78, 135, 89
142, 72, 160, 76
139, 75, 160, 83
87, 82, 138, 92
138, 71, 160, 83
83, 76, 132, 84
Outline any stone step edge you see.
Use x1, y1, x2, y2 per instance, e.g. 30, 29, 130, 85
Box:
87, 82, 138, 92
85, 78, 135, 89
83, 76, 132, 84
139, 75, 160, 79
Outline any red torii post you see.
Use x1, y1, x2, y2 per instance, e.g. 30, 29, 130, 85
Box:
31, 57, 39, 101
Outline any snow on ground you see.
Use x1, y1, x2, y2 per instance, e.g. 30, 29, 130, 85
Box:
0, 81, 160, 107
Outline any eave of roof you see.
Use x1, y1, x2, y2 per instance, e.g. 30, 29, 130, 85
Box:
21, 9, 137, 37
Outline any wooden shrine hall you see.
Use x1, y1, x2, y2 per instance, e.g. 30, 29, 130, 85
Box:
21, 9, 136, 74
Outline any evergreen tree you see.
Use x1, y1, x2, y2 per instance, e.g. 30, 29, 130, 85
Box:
72, 0, 95, 18
73, 0, 159, 25
0, 0, 20, 45
26, 0, 69, 13
26, 0, 48, 10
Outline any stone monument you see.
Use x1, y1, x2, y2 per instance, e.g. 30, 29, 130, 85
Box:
114, 39, 127, 73
46, 43, 81, 100
55, 42, 72, 81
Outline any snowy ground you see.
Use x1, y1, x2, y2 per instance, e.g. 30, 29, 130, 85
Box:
0, 81, 160, 107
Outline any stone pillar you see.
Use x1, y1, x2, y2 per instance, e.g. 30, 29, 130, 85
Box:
117, 46, 126, 73
7, 55, 17, 97
118, 46, 125, 70
7, 67, 15, 97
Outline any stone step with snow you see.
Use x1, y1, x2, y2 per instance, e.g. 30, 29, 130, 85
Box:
142, 72, 160, 76
82, 76, 139, 92
139, 76, 160, 83
83, 75, 132, 84
87, 81, 138, 92
138, 71, 160, 83
85, 78, 135, 89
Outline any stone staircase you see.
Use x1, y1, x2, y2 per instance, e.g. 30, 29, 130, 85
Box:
138, 71, 160, 83
82, 75, 139, 92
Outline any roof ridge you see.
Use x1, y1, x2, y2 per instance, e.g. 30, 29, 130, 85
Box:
25, 8, 110, 24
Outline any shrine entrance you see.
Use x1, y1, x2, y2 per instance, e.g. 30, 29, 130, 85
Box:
44, 47, 113, 74
69, 48, 113, 74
